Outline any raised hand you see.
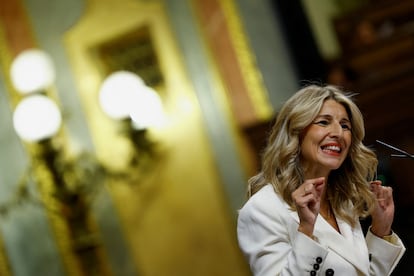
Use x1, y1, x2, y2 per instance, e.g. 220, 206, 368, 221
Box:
291, 177, 325, 237
370, 180, 394, 237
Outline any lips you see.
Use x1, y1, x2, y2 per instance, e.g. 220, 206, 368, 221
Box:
321, 143, 342, 154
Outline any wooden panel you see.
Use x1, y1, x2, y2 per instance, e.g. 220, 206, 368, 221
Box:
0, 0, 35, 56
330, 6, 414, 273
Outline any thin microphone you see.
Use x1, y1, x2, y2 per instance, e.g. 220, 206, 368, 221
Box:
376, 140, 414, 160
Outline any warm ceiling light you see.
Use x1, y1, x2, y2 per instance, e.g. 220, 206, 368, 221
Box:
13, 94, 62, 142
9, 49, 56, 94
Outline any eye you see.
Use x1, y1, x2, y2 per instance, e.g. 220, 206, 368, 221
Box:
314, 120, 329, 126
341, 122, 351, 130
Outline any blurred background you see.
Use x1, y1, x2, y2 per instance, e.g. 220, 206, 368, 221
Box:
0, 0, 412, 275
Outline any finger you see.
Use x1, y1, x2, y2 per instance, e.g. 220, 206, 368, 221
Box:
371, 180, 382, 186
302, 177, 325, 192
311, 177, 325, 199
375, 185, 394, 208
370, 180, 381, 191
303, 183, 313, 195
369, 182, 385, 208
377, 186, 386, 208
312, 177, 325, 188
382, 186, 393, 205
293, 178, 324, 207
299, 180, 314, 196
370, 181, 382, 196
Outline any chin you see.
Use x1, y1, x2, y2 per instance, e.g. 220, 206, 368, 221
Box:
321, 160, 344, 171
331, 163, 344, 170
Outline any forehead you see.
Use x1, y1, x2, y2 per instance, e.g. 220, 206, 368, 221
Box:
318, 99, 350, 119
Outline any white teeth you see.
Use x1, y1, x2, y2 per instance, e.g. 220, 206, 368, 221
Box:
323, 145, 341, 152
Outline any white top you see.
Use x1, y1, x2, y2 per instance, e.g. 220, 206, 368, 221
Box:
237, 184, 406, 276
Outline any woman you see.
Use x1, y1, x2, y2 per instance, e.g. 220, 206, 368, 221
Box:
237, 85, 405, 275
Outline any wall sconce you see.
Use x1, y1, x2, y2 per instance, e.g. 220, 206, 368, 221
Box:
9, 48, 105, 275
6, 48, 165, 275
98, 70, 165, 166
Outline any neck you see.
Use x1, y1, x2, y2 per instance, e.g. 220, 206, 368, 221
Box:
320, 200, 331, 216
302, 165, 330, 181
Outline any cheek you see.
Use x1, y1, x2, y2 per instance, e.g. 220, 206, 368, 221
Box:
300, 129, 323, 152
300, 137, 320, 160
342, 133, 352, 155
301, 126, 325, 142
345, 132, 352, 147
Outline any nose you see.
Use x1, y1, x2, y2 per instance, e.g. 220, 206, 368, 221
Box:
329, 121, 343, 138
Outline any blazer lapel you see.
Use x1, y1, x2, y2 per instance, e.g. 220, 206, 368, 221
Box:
288, 210, 369, 274
314, 216, 370, 274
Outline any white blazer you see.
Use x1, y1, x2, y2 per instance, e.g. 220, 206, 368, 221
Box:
237, 185, 405, 276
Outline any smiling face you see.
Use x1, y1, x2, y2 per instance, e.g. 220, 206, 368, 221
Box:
300, 99, 352, 178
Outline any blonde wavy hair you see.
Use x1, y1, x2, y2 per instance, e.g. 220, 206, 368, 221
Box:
248, 84, 377, 226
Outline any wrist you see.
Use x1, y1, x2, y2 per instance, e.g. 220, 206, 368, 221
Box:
370, 226, 392, 238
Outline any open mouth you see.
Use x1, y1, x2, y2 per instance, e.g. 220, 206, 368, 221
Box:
321, 144, 342, 154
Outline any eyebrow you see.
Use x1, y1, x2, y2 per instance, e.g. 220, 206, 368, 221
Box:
315, 114, 351, 123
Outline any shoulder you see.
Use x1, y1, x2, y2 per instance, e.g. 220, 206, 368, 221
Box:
238, 184, 289, 225
237, 184, 297, 265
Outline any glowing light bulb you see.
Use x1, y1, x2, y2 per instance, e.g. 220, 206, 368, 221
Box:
13, 94, 62, 142
130, 86, 164, 129
10, 49, 55, 94
99, 71, 145, 120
